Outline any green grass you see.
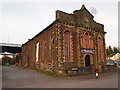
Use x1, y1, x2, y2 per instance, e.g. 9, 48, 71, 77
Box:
34, 69, 63, 77
1, 65, 10, 67
16, 66, 23, 69
21, 67, 63, 77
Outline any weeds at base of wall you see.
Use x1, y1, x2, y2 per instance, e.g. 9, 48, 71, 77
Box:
16, 65, 23, 69
34, 69, 63, 77
16, 66, 119, 77
18, 66, 63, 77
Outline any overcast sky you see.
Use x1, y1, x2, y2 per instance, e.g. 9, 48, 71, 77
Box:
0, 0, 119, 47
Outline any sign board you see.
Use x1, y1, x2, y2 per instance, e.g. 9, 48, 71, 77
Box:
81, 49, 94, 54
72, 68, 78, 70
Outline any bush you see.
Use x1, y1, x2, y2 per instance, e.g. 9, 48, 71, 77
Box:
2, 56, 12, 65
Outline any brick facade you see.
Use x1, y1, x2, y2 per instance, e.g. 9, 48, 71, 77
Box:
21, 5, 106, 75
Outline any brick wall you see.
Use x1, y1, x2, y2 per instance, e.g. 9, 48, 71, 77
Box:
21, 5, 106, 75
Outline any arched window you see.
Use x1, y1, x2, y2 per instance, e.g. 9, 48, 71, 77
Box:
64, 31, 72, 61
81, 35, 85, 48
48, 36, 53, 61
85, 32, 89, 48
41, 41, 45, 62
89, 36, 93, 49
35, 42, 39, 63
81, 32, 94, 49
98, 36, 103, 60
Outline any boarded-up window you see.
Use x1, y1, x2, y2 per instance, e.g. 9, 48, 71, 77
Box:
89, 36, 94, 49
49, 36, 52, 61
81, 32, 94, 49
81, 35, 85, 48
41, 41, 45, 61
36, 42, 39, 63
64, 31, 72, 61
85, 33, 89, 48
98, 36, 103, 60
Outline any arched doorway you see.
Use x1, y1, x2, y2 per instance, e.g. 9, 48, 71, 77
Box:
85, 55, 90, 67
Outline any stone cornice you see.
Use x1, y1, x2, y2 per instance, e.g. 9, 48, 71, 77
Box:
56, 20, 106, 34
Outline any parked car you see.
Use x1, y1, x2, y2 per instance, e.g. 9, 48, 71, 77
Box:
107, 59, 115, 66
114, 60, 120, 68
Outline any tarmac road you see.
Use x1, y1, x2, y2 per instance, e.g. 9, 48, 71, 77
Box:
2, 65, 118, 88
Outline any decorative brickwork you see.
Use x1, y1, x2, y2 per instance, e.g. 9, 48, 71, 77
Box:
21, 5, 106, 75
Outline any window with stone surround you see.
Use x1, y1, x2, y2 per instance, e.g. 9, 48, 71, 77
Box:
85, 32, 89, 48
81, 32, 93, 49
98, 36, 103, 61
41, 41, 45, 62
89, 36, 94, 49
48, 36, 52, 61
35, 42, 39, 63
64, 31, 72, 61
81, 35, 85, 48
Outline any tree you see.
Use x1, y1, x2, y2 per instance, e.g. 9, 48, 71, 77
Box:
106, 46, 114, 56
2, 56, 12, 65
15, 55, 20, 63
113, 47, 119, 53
109, 46, 113, 54
106, 48, 110, 56
106, 46, 120, 56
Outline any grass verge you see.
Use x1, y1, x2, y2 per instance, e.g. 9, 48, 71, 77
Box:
18, 66, 63, 77
34, 69, 62, 77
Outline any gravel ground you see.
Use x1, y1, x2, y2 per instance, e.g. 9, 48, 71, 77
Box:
2, 65, 118, 88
